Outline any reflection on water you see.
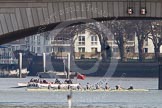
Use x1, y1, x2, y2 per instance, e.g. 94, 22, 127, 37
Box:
0, 77, 162, 108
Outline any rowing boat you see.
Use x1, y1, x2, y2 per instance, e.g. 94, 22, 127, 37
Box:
26, 88, 149, 92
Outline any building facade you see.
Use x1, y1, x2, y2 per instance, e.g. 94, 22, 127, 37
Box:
0, 39, 26, 64
25, 29, 101, 59
25, 32, 71, 58
73, 29, 101, 59
25, 32, 51, 55
20, 30, 162, 60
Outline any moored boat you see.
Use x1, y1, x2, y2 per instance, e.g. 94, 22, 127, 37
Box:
17, 82, 28, 87
0, 68, 29, 78
37, 71, 76, 79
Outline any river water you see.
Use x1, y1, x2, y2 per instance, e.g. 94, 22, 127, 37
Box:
0, 77, 162, 108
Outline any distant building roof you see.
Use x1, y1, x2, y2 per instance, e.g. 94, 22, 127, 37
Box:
0, 45, 8, 48
8, 39, 26, 44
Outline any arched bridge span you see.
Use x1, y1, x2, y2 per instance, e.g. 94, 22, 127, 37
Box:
0, 0, 162, 44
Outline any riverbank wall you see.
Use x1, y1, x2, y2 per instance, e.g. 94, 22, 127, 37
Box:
27, 56, 159, 77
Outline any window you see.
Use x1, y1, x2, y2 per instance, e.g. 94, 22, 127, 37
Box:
144, 48, 148, 53
37, 41, 41, 45
16, 46, 19, 50
37, 36, 41, 45
31, 46, 34, 52
12, 46, 15, 51
78, 36, 85, 45
45, 36, 49, 40
80, 30, 85, 34
127, 47, 134, 53
91, 36, 98, 45
33, 47, 35, 52
37, 47, 41, 53
91, 48, 97, 53
46, 47, 49, 52
127, 48, 130, 53
78, 47, 85, 53
58, 47, 65, 52
52, 48, 55, 52
91, 36, 97, 41
144, 38, 148, 46
113, 48, 119, 52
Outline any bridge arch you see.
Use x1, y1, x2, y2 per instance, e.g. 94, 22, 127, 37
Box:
1, 17, 162, 45
0, 0, 162, 44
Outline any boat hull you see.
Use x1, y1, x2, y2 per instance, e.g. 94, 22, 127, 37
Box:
18, 82, 28, 87
38, 71, 76, 79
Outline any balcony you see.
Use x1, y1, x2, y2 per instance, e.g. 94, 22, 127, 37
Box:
127, 41, 135, 46
108, 41, 134, 46
91, 42, 98, 46
0, 59, 18, 64
51, 40, 71, 46
78, 42, 85, 46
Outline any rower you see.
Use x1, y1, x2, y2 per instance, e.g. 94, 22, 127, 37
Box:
58, 84, 61, 89
86, 83, 90, 90
105, 83, 110, 90
77, 83, 81, 90
55, 79, 61, 84
115, 85, 122, 90
95, 84, 100, 89
68, 85, 71, 90
48, 83, 51, 90
43, 80, 47, 84
30, 78, 34, 82
128, 86, 134, 90
65, 79, 73, 84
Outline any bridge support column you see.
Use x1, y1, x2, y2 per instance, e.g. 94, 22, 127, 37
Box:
43, 53, 46, 72
159, 64, 162, 90
67, 53, 70, 79
19, 53, 22, 78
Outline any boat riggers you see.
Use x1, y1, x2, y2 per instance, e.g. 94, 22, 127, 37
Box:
27, 81, 148, 92
26, 88, 149, 92
28, 82, 79, 90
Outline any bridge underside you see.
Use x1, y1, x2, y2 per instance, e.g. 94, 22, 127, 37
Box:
0, 0, 162, 44
0, 17, 162, 45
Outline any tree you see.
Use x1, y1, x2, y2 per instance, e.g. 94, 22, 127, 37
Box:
89, 22, 111, 60
65, 23, 111, 60
110, 21, 133, 62
149, 21, 162, 61
133, 20, 151, 62
53, 25, 82, 59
